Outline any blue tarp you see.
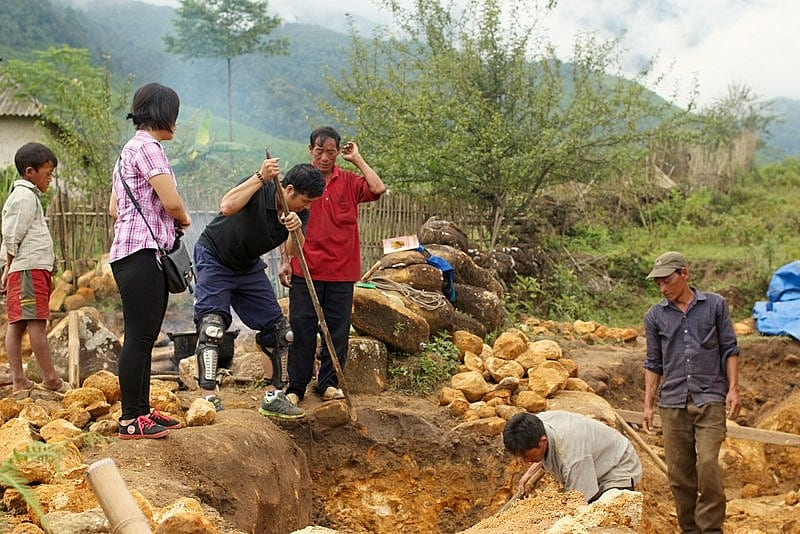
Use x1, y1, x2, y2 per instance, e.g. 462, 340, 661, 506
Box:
753, 260, 800, 339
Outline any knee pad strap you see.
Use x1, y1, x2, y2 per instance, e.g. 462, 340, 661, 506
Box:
256, 317, 292, 389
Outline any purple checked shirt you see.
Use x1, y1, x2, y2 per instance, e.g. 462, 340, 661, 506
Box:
110, 130, 178, 262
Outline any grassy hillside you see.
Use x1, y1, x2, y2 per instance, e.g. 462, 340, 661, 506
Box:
521, 158, 800, 327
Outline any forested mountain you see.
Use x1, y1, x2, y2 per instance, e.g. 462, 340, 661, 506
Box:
763, 98, 800, 159
0, 0, 797, 156
0, 0, 352, 142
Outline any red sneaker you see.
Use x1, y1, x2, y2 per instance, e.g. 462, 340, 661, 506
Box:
148, 409, 182, 429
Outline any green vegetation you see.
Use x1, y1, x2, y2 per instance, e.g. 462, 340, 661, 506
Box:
0, 47, 131, 195
388, 333, 460, 395
325, 0, 697, 248
518, 157, 800, 327
0, 0, 795, 333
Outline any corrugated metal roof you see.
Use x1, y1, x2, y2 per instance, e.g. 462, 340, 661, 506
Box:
0, 80, 41, 117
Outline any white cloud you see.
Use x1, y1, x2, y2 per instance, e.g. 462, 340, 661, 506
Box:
544, 0, 799, 106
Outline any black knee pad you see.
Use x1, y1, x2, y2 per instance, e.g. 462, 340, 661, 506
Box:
256, 317, 292, 389
196, 313, 225, 390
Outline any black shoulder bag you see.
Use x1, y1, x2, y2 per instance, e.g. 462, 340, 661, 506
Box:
116, 163, 193, 294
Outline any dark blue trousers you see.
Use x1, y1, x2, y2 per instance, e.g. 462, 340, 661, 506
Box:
193, 243, 282, 332
287, 276, 353, 399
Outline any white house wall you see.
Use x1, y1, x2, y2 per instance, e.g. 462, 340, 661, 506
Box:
0, 117, 43, 170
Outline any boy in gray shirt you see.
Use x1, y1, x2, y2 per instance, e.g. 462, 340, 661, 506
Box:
2, 142, 68, 395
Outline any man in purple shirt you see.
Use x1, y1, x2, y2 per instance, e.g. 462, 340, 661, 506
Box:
643, 251, 741, 534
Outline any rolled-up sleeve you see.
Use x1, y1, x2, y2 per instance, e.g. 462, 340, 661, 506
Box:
644, 309, 664, 375
716, 299, 740, 360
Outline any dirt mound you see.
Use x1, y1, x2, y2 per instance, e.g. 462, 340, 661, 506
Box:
82, 409, 312, 534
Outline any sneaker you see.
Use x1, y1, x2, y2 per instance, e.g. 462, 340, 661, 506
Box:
259, 392, 305, 419
321, 386, 345, 401
205, 395, 224, 412
148, 409, 182, 429
286, 392, 301, 406
118, 415, 169, 440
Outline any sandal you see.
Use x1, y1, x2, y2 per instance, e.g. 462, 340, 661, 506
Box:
36, 379, 73, 394
10, 383, 35, 399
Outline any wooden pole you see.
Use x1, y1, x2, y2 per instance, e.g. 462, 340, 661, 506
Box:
266, 149, 357, 422
67, 311, 80, 388
614, 410, 668, 476
360, 260, 382, 282
497, 464, 544, 516
86, 458, 152, 534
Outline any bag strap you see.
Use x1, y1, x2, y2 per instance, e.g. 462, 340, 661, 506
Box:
114, 156, 165, 254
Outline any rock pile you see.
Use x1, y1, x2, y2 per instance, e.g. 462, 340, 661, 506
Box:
351, 218, 507, 352
440, 328, 621, 435
0, 370, 225, 532
48, 254, 118, 313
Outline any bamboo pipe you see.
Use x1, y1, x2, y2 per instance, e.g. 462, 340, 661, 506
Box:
86, 458, 151, 534
266, 149, 356, 422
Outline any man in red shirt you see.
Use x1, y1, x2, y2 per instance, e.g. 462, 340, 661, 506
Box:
284, 126, 386, 404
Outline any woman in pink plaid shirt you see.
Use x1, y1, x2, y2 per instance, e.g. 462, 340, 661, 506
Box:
109, 83, 192, 439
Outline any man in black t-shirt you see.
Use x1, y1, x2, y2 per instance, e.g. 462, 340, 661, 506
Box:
192, 161, 323, 418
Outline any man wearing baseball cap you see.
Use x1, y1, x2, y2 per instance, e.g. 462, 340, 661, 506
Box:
643, 251, 741, 534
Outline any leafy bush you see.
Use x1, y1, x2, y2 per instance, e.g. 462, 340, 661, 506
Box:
388, 333, 461, 395
505, 275, 544, 322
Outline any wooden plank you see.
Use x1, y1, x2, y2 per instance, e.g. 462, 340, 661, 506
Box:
616, 409, 800, 447
68, 310, 80, 388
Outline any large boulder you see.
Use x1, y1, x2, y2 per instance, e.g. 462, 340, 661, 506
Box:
344, 336, 388, 394
351, 286, 429, 354
452, 330, 484, 358
452, 283, 506, 332
30, 307, 121, 383
378, 250, 427, 269
545, 390, 617, 427
451, 371, 489, 402
425, 244, 505, 296
418, 216, 470, 252
381, 288, 455, 335
373, 264, 443, 292
450, 310, 488, 339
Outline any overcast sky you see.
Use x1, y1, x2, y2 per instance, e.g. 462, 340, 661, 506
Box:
141, 0, 798, 108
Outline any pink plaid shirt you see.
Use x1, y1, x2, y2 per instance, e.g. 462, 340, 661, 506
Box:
109, 130, 178, 262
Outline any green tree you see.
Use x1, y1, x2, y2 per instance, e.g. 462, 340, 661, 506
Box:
324, 0, 693, 248
0, 47, 132, 194
164, 0, 288, 142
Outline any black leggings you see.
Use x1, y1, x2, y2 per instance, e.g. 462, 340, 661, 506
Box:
111, 249, 168, 420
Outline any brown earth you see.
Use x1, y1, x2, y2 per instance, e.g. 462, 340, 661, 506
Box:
72, 334, 800, 534
4, 310, 800, 533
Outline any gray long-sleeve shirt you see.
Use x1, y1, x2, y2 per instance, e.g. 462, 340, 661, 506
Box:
539, 411, 642, 502
1, 180, 55, 272
644, 289, 739, 408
